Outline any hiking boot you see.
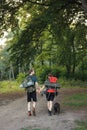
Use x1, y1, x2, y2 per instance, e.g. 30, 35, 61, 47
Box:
28, 111, 32, 116
32, 108, 36, 116
48, 110, 52, 116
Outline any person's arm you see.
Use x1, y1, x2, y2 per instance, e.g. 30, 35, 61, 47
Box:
35, 82, 39, 88
35, 81, 41, 93
40, 85, 45, 91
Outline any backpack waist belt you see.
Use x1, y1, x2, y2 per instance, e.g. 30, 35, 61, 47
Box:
47, 89, 56, 93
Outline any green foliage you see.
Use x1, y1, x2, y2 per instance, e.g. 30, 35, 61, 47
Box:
75, 56, 87, 81
36, 66, 51, 83
50, 66, 65, 77
36, 65, 66, 83
62, 92, 87, 109
36, 65, 87, 84
0, 45, 10, 79
59, 78, 87, 88
1, 0, 87, 82
16, 73, 26, 83
73, 121, 87, 130
0, 80, 22, 93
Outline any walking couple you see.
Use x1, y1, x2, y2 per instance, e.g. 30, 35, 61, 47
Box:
25, 69, 58, 116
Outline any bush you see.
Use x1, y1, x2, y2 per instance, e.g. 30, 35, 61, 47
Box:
36, 65, 66, 83
0, 80, 23, 93
75, 59, 87, 81
16, 73, 26, 83
59, 78, 87, 88
36, 66, 51, 83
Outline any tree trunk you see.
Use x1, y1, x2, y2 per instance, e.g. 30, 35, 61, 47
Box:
81, 0, 87, 13
9, 63, 15, 80
66, 64, 71, 78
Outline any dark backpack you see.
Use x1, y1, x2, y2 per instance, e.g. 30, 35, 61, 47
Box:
26, 76, 36, 93
20, 76, 34, 88
20, 76, 36, 93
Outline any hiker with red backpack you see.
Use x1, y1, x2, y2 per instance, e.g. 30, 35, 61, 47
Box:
41, 73, 60, 116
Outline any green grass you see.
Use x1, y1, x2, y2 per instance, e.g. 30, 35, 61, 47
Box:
59, 78, 87, 88
0, 79, 87, 94
0, 80, 23, 93
73, 121, 87, 130
62, 93, 87, 108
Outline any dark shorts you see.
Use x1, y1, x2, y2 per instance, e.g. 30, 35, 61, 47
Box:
46, 92, 55, 101
27, 91, 37, 102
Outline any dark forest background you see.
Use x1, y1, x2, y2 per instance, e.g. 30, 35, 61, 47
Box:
0, 0, 87, 82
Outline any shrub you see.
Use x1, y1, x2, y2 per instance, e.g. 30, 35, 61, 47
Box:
36, 66, 51, 83
36, 65, 66, 83
16, 73, 26, 83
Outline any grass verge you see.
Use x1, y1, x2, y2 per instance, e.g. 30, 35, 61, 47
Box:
73, 121, 87, 130
0, 80, 23, 93
62, 92, 87, 109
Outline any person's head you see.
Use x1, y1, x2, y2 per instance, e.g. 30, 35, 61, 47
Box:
48, 73, 53, 77
29, 69, 35, 75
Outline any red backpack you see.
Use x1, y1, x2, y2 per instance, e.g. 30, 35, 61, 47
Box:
44, 76, 60, 89
49, 76, 58, 83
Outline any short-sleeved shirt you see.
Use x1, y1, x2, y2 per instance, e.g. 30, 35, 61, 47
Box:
30, 75, 38, 83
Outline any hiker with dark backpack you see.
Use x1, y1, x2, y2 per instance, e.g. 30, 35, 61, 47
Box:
41, 73, 60, 116
25, 69, 40, 116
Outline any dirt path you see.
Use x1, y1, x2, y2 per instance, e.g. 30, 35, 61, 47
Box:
0, 89, 87, 130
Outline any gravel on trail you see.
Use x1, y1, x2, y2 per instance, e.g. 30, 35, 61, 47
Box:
0, 89, 87, 130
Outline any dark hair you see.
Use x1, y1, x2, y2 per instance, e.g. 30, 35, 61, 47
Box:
48, 73, 53, 77
29, 69, 34, 74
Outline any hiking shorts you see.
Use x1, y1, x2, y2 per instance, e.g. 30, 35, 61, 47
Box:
27, 91, 37, 102
46, 92, 55, 101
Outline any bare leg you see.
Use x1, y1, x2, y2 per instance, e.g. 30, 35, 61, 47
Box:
32, 101, 36, 116
47, 101, 53, 116
49, 101, 53, 111
28, 102, 31, 111
32, 101, 36, 108
27, 102, 31, 116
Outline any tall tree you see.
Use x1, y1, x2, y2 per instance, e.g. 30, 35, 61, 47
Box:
0, 0, 87, 79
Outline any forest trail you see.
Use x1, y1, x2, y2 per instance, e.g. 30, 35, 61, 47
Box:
0, 88, 87, 130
